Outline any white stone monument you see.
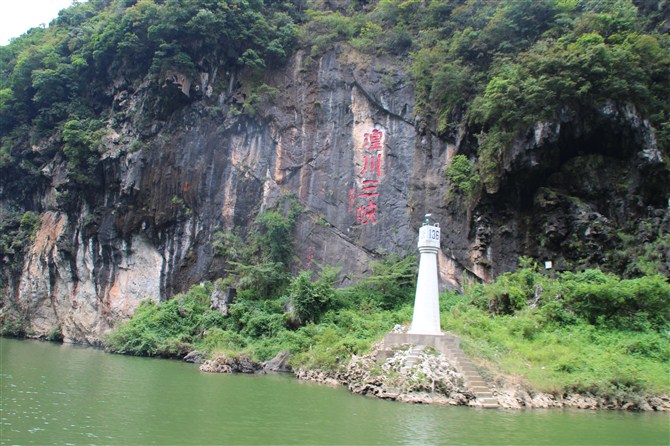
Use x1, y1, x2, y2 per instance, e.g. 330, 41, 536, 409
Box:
408, 214, 442, 335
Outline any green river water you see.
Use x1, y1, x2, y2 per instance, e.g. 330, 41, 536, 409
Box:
1, 337, 668, 445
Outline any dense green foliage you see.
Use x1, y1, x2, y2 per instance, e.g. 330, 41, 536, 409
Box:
214, 194, 303, 299
0, 0, 301, 212
105, 254, 669, 399
0, 0, 299, 132
105, 284, 226, 357
2, 1, 666, 143
1, 0, 668, 401
447, 305, 669, 396
444, 259, 670, 396
467, 259, 669, 331
105, 254, 417, 369
297, 0, 669, 186
0, 211, 40, 261
286, 268, 337, 326
444, 154, 479, 202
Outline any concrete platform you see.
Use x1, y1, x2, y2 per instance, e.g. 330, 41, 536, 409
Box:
379, 332, 499, 409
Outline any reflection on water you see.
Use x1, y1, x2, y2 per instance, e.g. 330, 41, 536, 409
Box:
1, 338, 668, 445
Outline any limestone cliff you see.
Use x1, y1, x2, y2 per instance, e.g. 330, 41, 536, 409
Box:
1, 45, 667, 343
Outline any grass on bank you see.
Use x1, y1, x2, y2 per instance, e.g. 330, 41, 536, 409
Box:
104, 258, 669, 399
444, 304, 669, 396
441, 264, 669, 397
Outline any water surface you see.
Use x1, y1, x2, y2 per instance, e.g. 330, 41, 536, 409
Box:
1, 338, 668, 445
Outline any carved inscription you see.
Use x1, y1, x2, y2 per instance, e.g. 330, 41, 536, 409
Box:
353, 129, 384, 225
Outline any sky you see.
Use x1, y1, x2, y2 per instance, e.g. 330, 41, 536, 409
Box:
0, 0, 80, 45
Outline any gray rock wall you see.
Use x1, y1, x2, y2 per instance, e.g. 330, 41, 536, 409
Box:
2, 46, 667, 343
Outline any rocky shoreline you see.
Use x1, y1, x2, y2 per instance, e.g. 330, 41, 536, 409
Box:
198, 349, 292, 374
295, 346, 476, 406
295, 345, 670, 412
492, 385, 670, 411
198, 344, 670, 412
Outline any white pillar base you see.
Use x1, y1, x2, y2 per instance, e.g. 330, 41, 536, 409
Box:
409, 245, 442, 335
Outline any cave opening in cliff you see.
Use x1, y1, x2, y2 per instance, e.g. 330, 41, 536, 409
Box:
508, 111, 655, 214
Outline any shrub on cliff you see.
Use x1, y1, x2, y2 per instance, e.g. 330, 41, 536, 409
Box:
104, 283, 225, 358
348, 254, 417, 310
467, 260, 670, 332
103, 252, 416, 367
286, 268, 337, 326
0, 211, 41, 260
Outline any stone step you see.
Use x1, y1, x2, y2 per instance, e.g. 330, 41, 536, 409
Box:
479, 403, 500, 409
474, 392, 494, 398
448, 346, 498, 407
465, 377, 486, 383
441, 345, 459, 351
376, 349, 394, 363
400, 346, 426, 372
478, 398, 499, 404
382, 333, 499, 408
466, 379, 489, 386
468, 378, 491, 385
464, 378, 482, 384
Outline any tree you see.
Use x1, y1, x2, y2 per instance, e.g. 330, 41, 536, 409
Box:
286, 269, 337, 326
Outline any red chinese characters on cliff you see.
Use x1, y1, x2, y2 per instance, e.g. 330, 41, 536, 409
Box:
353, 129, 384, 224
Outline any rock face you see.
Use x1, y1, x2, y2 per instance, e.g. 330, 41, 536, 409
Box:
11, 211, 162, 344
183, 350, 206, 364
346, 347, 475, 405
296, 343, 476, 406
210, 282, 236, 317
263, 350, 292, 373
199, 354, 263, 374
1, 46, 668, 342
